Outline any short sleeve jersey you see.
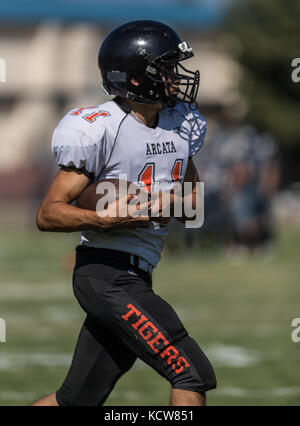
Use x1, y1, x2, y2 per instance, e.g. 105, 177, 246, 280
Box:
52, 100, 207, 267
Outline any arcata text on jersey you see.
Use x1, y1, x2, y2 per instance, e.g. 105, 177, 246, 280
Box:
146, 141, 177, 156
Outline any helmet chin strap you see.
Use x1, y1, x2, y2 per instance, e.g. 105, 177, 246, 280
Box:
103, 80, 180, 107
127, 92, 178, 107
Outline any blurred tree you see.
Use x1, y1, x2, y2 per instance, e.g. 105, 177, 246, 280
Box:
227, 0, 300, 147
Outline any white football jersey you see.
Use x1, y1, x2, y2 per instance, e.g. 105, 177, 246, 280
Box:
52, 99, 207, 267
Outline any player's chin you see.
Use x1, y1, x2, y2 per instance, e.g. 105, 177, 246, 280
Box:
166, 90, 175, 97
166, 88, 180, 105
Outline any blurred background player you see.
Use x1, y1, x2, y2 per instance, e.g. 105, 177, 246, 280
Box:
190, 111, 281, 255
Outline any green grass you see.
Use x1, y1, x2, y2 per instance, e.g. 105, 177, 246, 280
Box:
0, 228, 300, 406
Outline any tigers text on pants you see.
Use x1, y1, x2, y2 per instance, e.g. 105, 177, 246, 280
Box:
56, 246, 216, 406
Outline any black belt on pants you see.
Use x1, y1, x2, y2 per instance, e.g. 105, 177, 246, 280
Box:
76, 245, 154, 276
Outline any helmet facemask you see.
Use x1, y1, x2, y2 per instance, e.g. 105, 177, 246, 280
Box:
145, 42, 200, 107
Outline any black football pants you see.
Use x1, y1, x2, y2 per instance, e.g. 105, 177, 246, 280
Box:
56, 246, 216, 406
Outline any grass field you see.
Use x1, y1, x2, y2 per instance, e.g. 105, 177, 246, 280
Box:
0, 227, 300, 406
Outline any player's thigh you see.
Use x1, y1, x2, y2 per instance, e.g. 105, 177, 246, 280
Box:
73, 267, 216, 394
56, 315, 137, 406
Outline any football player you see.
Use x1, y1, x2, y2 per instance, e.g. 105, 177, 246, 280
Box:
30, 20, 216, 406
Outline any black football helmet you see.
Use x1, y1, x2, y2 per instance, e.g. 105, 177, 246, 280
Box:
98, 20, 199, 107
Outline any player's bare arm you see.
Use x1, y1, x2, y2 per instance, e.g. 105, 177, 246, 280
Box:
36, 168, 150, 232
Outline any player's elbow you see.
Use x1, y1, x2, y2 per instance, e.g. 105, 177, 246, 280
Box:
36, 206, 51, 231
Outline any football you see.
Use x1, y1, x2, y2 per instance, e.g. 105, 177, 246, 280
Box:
76, 178, 142, 211
76, 178, 171, 225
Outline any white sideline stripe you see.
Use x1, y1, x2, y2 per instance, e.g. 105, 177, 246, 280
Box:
205, 344, 263, 367
0, 282, 71, 300
0, 388, 299, 403
0, 344, 262, 370
0, 352, 72, 370
215, 387, 300, 398
4, 309, 82, 325
271, 387, 300, 397
132, 345, 264, 370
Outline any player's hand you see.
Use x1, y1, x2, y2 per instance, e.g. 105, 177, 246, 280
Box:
94, 193, 152, 230
148, 191, 173, 226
